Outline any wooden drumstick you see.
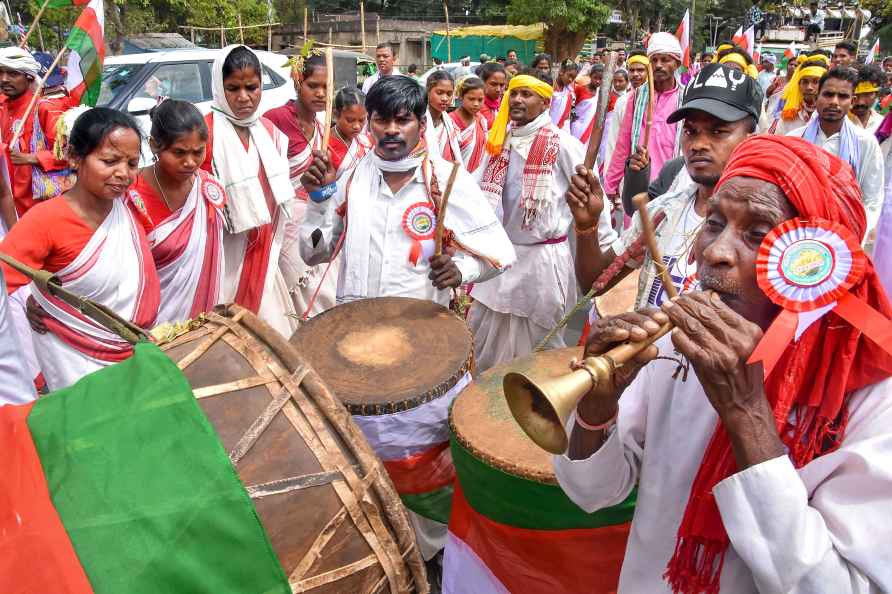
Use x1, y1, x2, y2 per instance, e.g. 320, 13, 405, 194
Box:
434, 161, 461, 257
642, 62, 656, 152
583, 50, 618, 170
633, 192, 678, 300
321, 47, 335, 152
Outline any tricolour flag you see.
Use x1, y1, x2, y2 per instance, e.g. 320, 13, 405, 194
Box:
63, 0, 105, 106
754, 43, 762, 65
675, 9, 691, 69
732, 25, 755, 57
784, 41, 797, 60
442, 437, 636, 594
867, 39, 881, 64
0, 343, 291, 594
47, 0, 90, 7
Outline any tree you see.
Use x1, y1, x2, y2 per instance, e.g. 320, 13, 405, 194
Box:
507, 0, 610, 61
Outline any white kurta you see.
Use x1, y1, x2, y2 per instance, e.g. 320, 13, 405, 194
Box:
469, 122, 617, 371
0, 268, 36, 404
554, 335, 892, 593
361, 68, 403, 94
299, 154, 515, 307
787, 122, 885, 236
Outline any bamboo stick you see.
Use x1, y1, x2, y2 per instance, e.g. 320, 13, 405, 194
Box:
19, 0, 49, 48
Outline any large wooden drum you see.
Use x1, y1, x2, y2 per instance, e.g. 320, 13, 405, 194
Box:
159, 304, 428, 594
444, 347, 635, 593
290, 297, 473, 529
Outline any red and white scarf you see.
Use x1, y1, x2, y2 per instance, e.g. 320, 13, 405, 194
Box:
330, 130, 373, 179
138, 170, 227, 324
450, 111, 488, 174
549, 84, 575, 130
480, 112, 560, 229
32, 199, 159, 389
570, 87, 598, 143
288, 113, 326, 198
425, 109, 463, 164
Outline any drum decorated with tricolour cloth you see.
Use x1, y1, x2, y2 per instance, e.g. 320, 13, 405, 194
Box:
290, 297, 473, 530
444, 347, 635, 594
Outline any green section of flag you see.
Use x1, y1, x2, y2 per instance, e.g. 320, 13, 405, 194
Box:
28, 343, 291, 594
47, 0, 87, 7
451, 437, 636, 530
401, 485, 454, 524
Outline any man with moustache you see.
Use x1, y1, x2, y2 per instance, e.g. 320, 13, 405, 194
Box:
601, 50, 650, 182
0, 46, 68, 223
571, 64, 763, 310
555, 135, 892, 593
468, 72, 617, 371
362, 43, 402, 94
788, 66, 884, 238
850, 63, 884, 133
604, 33, 684, 205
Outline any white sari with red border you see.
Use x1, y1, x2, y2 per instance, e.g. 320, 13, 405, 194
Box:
31, 199, 160, 390
145, 170, 226, 324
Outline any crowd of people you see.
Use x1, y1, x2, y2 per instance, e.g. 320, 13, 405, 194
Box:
1, 28, 892, 593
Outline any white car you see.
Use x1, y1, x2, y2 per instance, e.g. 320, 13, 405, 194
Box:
99, 48, 296, 161
418, 61, 482, 86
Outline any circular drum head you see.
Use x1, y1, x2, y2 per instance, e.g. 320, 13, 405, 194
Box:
290, 297, 473, 414
450, 347, 582, 485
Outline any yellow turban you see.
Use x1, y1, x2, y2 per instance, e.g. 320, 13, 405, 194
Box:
485, 74, 553, 156
716, 43, 733, 53
627, 55, 650, 67
719, 53, 759, 79
855, 82, 879, 95
781, 64, 827, 120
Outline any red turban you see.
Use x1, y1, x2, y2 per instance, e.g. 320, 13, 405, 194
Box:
665, 135, 892, 594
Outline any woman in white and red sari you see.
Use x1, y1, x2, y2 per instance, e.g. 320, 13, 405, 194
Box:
329, 87, 372, 179
128, 100, 226, 325
0, 108, 159, 391
450, 76, 490, 180
549, 59, 578, 131
570, 64, 604, 144
424, 70, 463, 165
201, 45, 297, 336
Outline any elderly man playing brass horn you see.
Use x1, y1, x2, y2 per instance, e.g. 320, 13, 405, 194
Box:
554, 135, 892, 593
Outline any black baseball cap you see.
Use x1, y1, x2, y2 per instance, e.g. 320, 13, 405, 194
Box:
667, 63, 764, 124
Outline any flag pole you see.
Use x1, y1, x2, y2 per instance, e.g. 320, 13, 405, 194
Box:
19, 0, 51, 48
9, 45, 65, 149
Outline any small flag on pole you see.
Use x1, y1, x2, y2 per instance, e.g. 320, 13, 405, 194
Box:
867, 38, 881, 64
675, 9, 691, 70
63, 0, 105, 106
784, 41, 796, 60
47, 0, 90, 7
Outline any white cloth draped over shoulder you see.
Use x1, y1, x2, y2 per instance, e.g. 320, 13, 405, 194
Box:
0, 268, 37, 404
210, 44, 294, 235
554, 335, 892, 593
143, 170, 227, 324
425, 110, 464, 165
31, 199, 159, 391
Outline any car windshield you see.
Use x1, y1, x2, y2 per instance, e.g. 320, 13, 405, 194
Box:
97, 63, 146, 106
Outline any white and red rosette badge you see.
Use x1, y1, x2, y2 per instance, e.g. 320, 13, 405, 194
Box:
749, 218, 892, 376
401, 202, 437, 265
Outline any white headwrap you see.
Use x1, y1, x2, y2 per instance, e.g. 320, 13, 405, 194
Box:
210, 44, 294, 233
647, 32, 683, 61
0, 46, 41, 82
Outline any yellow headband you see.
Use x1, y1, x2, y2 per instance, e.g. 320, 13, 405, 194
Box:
855, 82, 880, 94
627, 55, 650, 67
796, 54, 809, 64
486, 75, 553, 156
781, 64, 827, 120
717, 43, 733, 53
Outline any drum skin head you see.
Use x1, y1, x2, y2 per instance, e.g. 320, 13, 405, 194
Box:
290, 297, 473, 413
450, 347, 583, 485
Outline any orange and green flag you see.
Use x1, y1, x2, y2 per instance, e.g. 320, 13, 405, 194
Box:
0, 343, 291, 593
61, 0, 105, 105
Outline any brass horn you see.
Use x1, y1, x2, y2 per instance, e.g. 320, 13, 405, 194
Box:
504, 322, 673, 455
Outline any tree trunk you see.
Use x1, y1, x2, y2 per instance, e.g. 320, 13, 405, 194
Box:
544, 25, 588, 62
108, 2, 124, 56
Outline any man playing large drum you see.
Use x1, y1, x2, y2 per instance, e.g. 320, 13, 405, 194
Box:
554, 136, 892, 593
298, 74, 515, 307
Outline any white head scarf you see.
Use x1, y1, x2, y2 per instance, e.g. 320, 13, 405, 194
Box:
647, 32, 683, 61
210, 44, 294, 233
0, 46, 41, 84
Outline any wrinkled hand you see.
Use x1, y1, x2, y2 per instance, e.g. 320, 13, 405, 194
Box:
578, 308, 668, 424
628, 145, 649, 172
565, 164, 605, 231
300, 150, 336, 194
10, 152, 39, 166
661, 292, 766, 423
26, 295, 48, 334
429, 253, 462, 289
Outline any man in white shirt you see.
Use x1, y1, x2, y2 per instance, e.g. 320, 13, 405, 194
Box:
467, 72, 617, 371
787, 66, 885, 236
756, 53, 776, 93
555, 134, 892, 593
572, 64, 763, 310
0, 267, 36, 404
850, 63, 884, 133
299, 75, 515, 307
362, 43, 402, 94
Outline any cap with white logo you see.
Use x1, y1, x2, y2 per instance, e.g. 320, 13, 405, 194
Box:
667, 63, 764, 124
